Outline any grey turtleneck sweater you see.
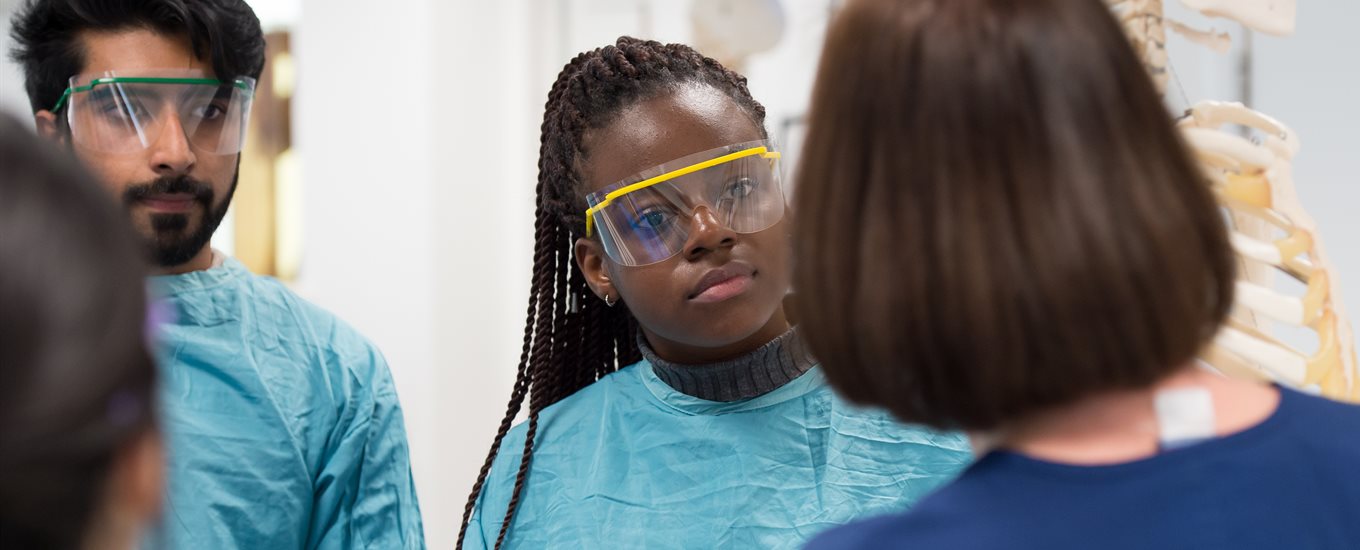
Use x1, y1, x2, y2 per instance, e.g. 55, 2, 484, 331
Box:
639, 327, 816, 402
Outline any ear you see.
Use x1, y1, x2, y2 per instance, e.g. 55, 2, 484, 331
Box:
34, 110, 67, 146
575, 237, 617, 305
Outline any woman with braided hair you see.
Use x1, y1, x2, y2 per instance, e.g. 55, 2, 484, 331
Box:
458, 37, 970, 549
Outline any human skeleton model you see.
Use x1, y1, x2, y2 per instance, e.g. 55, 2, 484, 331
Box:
1181, 102, 1357, 400
1110, 0, 1358, 401
1108, 0, 1238, 93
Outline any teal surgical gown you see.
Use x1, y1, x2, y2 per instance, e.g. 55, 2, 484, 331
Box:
465, 362, 971, 549
143, 257, 424, 549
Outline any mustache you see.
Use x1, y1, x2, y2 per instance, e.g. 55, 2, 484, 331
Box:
123, 176, 214, 204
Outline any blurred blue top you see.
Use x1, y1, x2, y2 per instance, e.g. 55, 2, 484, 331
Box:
807, 385, 1360, 550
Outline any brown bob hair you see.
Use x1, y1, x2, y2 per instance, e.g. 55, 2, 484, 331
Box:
792, 0, 1235, 431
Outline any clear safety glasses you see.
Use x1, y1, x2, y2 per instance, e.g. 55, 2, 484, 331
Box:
584, 140, 786, 267
53, 69, 256, 155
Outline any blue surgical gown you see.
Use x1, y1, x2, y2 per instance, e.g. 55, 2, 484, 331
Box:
143, 257, 424, 549
465, 362, 971, 549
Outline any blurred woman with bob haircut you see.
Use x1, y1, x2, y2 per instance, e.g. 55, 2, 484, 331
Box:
794, 0, 1360, 548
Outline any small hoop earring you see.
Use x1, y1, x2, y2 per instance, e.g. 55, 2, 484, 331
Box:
604, 293, 616, 307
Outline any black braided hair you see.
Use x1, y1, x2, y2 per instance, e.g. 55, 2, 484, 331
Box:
456, 36, 768, 549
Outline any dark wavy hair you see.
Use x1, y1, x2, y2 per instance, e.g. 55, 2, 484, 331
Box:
10, 0, 266, 114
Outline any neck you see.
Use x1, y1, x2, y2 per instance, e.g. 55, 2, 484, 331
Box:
154, 245, 213, 276
641, 307, 790, 364
641, 324, 814, 402
985, 366, 1279, 465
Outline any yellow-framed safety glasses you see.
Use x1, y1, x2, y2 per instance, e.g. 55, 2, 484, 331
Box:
584, 140, 785, 266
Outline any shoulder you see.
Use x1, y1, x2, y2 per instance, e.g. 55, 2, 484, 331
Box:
828, 393, 973, 457
1280, 386, 1360, 424
805, 506, 986, 550
805, 512, 906, 550
807, 470, 1017, 550
494, 363, 648, 462
1275, 387, 1360, 455
240, 272, 386, 366
227, 271, 400, 413
470, 365, 645, 545
479, 363, 649, 497
239, 273, 360, 336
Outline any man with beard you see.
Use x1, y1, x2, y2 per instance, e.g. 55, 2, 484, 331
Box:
10, 1, 424, 548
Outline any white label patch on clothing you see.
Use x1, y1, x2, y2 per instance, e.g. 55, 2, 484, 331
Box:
1154, 387, 1216, 450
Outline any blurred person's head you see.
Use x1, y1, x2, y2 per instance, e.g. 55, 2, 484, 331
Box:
792, 0, 1235, 432
10, 0, 266, 273
0, 114, 162, 550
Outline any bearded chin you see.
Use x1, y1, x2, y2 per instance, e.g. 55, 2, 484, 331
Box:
140, 172, 238, 268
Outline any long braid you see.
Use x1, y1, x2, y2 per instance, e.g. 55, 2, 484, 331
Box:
456, 189, 555, 549
494, 219, 563, 544
457, 36, 767, 549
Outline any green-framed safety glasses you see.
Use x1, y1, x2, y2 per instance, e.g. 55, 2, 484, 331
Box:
52, 69, 256, 155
